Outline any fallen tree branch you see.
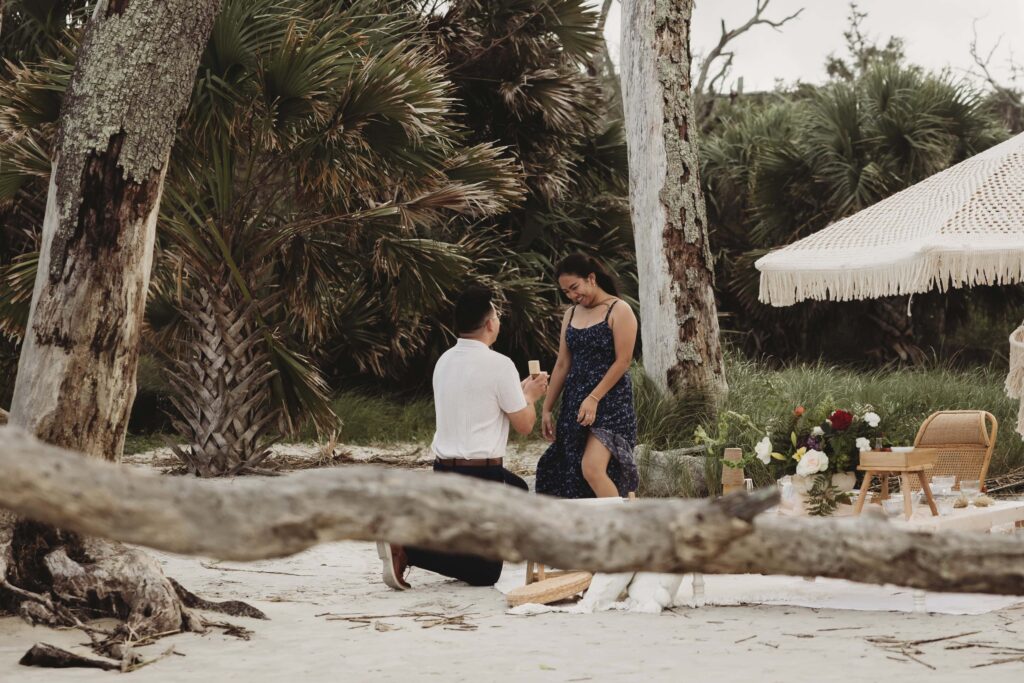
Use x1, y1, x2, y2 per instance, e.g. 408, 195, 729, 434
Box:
19, 643, 119, 671
2, 427, 1024, 595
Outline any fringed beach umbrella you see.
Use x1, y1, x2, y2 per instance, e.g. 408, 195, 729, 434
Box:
755, 132, 1024, 435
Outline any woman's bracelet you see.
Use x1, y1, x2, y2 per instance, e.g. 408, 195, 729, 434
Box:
587, 393, 601, 402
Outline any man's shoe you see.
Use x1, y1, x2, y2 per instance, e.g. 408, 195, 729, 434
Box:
377, 541, 410, 590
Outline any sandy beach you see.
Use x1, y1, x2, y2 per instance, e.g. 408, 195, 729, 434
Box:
2, 445, 1023, 681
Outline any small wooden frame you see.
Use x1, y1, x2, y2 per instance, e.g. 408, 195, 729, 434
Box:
506, 571, 594, 607
854, 450, 940, 520
518, 493, 636, 606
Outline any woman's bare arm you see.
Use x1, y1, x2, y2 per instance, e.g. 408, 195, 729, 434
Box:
542, 307, 574, 415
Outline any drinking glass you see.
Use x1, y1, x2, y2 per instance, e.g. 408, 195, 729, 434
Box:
960, 479, 981, 502
881, 498, 904, 518
935, 494, 955, 516
931, 475, 956, 495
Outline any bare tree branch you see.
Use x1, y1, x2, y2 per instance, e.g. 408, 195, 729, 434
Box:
969, 19, 1022, 107
695, 0, 804, 97
705, 51, 735, 98
3, 427, 1024, 595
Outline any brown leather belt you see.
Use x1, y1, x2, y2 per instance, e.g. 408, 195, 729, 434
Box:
435, 457, 502, 468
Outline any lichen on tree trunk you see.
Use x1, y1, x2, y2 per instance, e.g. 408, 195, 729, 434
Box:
1, 0, 224, 647
621, 0, 727, 401
12, 0, 221, 458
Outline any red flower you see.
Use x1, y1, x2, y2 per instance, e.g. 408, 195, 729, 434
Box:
793, 405, 805, 417
829, 410, 854, 431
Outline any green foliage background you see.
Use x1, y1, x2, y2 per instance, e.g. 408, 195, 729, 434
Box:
3, 1, 1024, 480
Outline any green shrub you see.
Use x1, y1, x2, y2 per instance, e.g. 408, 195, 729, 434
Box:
673, 356, 1024, 479
310, 391, 436, 445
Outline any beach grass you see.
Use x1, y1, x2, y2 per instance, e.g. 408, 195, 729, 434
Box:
127, 355, 1024, 478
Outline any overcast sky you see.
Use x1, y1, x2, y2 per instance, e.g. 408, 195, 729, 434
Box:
603, 0, 1024, 92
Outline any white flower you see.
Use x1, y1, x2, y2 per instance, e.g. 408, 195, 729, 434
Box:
863, 412, 881, 428
754, 436, 772, 465
856, 437, 872, 452
811, 426, 824, 437
796, 449, 829, 477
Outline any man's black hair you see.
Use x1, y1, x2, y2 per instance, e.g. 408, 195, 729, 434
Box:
454, 284, 495, 334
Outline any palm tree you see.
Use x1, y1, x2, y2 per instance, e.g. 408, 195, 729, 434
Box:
415, 0, 635, 369
1, 0, 526, 473
702, 62, 1011, 361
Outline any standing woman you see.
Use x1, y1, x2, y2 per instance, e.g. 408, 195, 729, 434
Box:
537, 253, 639, 498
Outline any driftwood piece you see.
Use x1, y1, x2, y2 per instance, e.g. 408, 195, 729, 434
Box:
169, 578, 268, 620
19, 643, 119, 671
635, 444, 709, 497
2, 427, 1024, 595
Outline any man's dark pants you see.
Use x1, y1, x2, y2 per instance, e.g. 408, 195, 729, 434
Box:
404, 460, 528, 586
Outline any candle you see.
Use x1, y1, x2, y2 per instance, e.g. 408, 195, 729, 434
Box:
528, 360, 541, 376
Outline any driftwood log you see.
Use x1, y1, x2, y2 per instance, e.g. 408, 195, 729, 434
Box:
2, 427, 1024, 595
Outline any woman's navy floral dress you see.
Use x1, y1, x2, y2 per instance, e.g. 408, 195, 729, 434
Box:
536, 301, 639, 498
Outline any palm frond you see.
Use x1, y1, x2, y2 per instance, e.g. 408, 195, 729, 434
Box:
0, 251, 37, 341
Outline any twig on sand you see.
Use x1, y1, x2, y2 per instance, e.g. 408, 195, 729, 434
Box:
317, 610, 478, 631
202, 619, 255, 640
734, 635, 755, 644
201, 562, 311, 577
899, 648, 936, 670
817, 626, 865, 632
865, 632, 981, 670
973, 656, 1024, 668
122, 647, 178, 673
908, 631, 981, 646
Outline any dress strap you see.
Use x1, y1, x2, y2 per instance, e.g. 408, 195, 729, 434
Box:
568, 305, 577, 323
603, 299, 619, 322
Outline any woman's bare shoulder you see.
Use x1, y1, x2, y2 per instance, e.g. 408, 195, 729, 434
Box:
609, 299, 636, 322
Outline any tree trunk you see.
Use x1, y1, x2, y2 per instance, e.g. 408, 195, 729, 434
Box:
166, 272, 278, 477
2, 0, 221, 638
620, 0, 727, 400
3, 427, 1024, 596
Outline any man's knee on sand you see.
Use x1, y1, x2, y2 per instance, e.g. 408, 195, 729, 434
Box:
464, 564, 503, 587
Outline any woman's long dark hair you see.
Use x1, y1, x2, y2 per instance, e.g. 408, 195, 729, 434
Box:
555, 253, 619, 297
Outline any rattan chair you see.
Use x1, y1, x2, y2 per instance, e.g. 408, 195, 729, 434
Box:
910, 410, 997, 491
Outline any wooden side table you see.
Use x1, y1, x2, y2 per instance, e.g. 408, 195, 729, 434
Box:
853, 456, 939, 520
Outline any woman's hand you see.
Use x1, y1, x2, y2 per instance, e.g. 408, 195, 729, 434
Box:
542, 411, 556, 442
577, 395, 599, 426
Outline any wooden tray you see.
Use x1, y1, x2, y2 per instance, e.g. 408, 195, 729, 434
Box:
859, 448, 937, 469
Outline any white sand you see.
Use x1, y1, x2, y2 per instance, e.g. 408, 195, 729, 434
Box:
2, 446, 1024, 681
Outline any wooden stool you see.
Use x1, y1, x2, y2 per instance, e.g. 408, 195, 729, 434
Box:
853, 463, 939, 520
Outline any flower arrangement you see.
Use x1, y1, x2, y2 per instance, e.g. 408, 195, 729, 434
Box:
709, 405, 884, 516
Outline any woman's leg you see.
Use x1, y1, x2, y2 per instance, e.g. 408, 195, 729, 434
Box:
581, 434, 619, 498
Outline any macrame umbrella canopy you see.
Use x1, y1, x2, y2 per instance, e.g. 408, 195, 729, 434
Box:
755, 132, 1024, 436
756, 132, 1024, 305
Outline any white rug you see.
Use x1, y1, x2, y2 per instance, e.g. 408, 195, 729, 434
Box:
692, 573, 1024, 615
496, 565, 1024, 616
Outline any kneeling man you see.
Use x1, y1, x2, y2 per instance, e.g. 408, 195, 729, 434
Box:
378, 284, 547, 588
